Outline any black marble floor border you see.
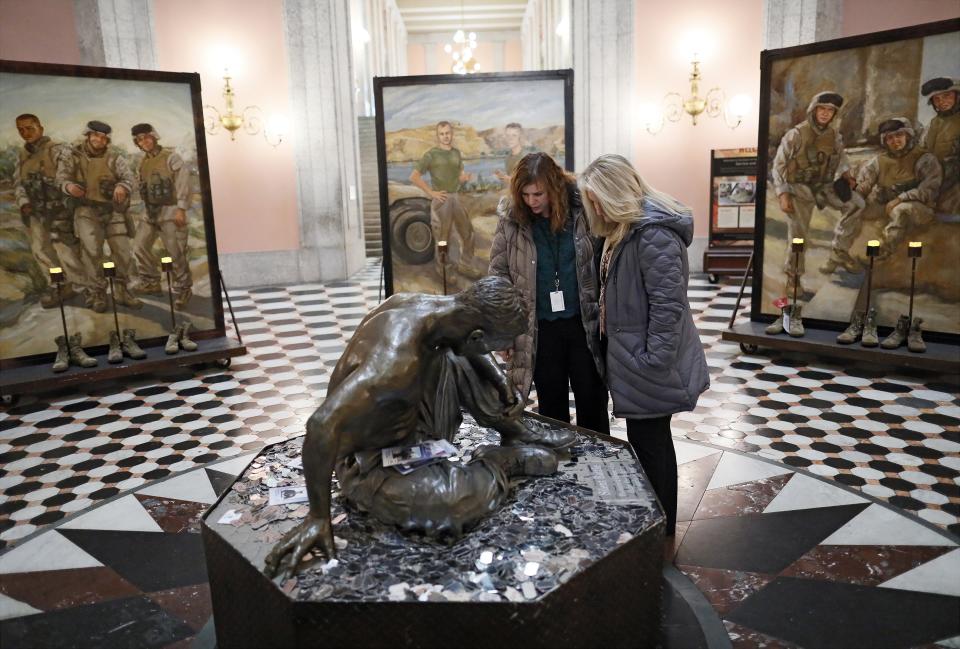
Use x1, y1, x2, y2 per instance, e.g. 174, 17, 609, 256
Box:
663, 563, 733, 649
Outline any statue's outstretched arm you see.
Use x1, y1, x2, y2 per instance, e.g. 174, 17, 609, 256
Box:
264, 380, 366, 580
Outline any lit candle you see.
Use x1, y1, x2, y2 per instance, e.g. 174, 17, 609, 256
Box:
102, 261, 116, 278
908, 241, 923, 258
161, 256, 173, 272
866, 240, 880, 257
49, 267, 64, 283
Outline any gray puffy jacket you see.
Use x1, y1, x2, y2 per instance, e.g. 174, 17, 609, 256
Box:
488, 185, 604, 400
603, 199, 709, 419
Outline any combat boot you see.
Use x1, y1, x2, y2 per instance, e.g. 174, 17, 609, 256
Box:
40, 288, 58, 309
472, 445, 558, 478
861, 308, 879, 347
121, 329, 147, 359
174, 287, 193, 310
133, 279, 163, 296
820, 249, 861, 274
52, 336, 69, 372
165, 328, 181, 354
114, 284, 143, 309
765, 306, 787, 335
837, 311, 864, 344
908, 317, 926, 353
881, 314, 910, 349
67, 333, 98, 368
788, 304, 805, 337
89, 289, 107, 313
178, 321, 198, 351
107, 330, 123, 363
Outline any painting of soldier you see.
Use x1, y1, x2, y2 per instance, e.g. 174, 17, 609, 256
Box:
376, 71, 572, 296
0, 63, 222, 365
756, 21, 960, 340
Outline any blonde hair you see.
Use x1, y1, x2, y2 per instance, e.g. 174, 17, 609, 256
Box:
578, 154, 689, 250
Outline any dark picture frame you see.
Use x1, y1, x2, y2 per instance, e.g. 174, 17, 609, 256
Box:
374, 69, 574, 297
752, 18, 960, 343
0, 59, 227, 370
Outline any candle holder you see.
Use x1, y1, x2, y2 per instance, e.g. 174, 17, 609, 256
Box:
864, 240, 880, 314
162, 256, 176, 330
907, 241, 922, 323
49, 267, 69, 342
790, 238, 804, 306
438, 240, 449, 296
859, 239, 881, 347
102, 262, 123, 363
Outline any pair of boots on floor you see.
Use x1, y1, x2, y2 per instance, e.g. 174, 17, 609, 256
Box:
839, 309, 926, 352
165, 322, 197, 354
765, 304, 805, 337
53, 330, 146, 371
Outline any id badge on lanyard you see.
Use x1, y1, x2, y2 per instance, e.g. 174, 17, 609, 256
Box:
550, 275, 565, 312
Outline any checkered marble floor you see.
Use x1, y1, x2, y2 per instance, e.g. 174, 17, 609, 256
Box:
1, 258, 959, 647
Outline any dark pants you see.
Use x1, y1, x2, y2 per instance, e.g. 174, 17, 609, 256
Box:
626, 415, 677, 536
533, 316, 609, 435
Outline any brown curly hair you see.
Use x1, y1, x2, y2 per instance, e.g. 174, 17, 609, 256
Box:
509, 152, 576, 233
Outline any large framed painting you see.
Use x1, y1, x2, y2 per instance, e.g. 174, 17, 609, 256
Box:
753, 18, 960, 342
374, 70, 574, 296
0, 60, 226, 369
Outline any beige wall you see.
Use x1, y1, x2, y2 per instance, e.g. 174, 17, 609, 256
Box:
153, 0, 299, 254
405, 35, 522, 75
0, 0, 80, 64
504, 36, 523, 71
632, 0, 764, 240
0, 0, 300, 255
843, 0, 959, 37
406, 42, 427, 75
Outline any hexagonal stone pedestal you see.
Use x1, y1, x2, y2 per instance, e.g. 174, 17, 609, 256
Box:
202, 415, 665, 648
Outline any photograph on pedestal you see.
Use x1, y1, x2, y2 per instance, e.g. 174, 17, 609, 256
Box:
752, 18, 960, 342
374, 70, 574, 296
0, 59, 227, 369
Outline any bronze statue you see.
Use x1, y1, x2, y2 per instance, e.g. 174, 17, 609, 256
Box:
265, 276, 575, 580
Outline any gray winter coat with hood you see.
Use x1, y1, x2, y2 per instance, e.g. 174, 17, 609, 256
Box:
603, 198, 709, 419
488, 184, 604, 400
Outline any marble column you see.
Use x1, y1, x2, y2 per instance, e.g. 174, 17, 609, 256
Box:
763, 0, 843, 49
73, 0, 157, 69
570, 0, 635, 170
284, 0, 366, 281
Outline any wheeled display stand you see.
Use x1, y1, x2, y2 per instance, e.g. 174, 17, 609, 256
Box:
720, 255, 960, 373
1, 272, 246, 406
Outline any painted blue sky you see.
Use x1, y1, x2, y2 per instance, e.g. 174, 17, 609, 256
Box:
383, 78, 566, 132
0, 73, 196, 153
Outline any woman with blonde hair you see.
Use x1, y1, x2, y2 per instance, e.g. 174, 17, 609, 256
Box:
488, 152, 608, 434
578, 154, 709, 536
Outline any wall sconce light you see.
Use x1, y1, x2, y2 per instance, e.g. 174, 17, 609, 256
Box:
643, 57, 751, 135
204, 71, 285, 147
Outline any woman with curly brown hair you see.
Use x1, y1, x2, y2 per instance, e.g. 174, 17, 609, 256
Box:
488, 152, 608, 434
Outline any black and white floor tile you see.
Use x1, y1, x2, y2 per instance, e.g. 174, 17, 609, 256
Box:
1, 259, 958, 648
